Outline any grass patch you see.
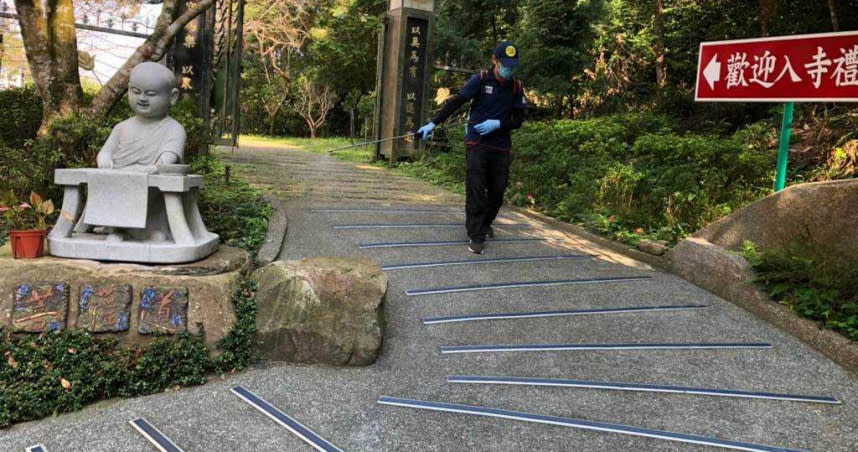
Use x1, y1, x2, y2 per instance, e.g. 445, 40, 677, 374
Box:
742, 241, 858, 341
241, 135, 374, 163
0, 280, 259, 428
194, 156, 272, 258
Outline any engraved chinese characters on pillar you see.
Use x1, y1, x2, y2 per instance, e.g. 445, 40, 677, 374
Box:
400, 18, 428, 136
138, 287, 189, 334
77, 284, 132, 332
12, 282, 69, 332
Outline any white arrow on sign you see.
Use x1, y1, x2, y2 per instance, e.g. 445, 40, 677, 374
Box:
703, 54, 721, 90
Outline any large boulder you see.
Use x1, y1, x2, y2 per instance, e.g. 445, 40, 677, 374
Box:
250, 257, 386, 366
694, 179, 858, 260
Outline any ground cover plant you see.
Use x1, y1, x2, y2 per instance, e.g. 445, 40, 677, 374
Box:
194, 156, 273, 258
742, 241, 858, 342
0, 280, 259, 428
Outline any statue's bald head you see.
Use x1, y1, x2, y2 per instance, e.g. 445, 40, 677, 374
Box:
128, 62, 179, 119
130, 62, 177, 90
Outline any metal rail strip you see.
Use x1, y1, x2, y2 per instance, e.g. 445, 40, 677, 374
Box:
334, 223, 528, 229
361, 238, 544, 249
406, 276, 651, 296
384, 254, 590, 271
446, 376, 840, 404
231, 386, 344, 452
129, 418, 184, 452
440, 342, 773, 354
312, 208, 459, 214
377, 397, 806, 452
422, 304, 706, 324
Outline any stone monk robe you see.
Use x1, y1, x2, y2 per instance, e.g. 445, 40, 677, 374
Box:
48, 62, 219, 264
97, 62, 186, 174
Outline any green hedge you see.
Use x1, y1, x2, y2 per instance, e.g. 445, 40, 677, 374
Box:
400, 113, 775, 243
0, 280, 259, 428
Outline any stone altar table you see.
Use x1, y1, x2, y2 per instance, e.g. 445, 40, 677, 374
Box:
48, 168, 219, 264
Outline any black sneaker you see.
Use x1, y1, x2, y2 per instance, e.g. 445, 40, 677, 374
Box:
486, 227, 495, 239
468, 240, 485, 254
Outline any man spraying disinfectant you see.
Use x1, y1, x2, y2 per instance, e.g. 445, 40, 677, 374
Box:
416, 41, 528, 254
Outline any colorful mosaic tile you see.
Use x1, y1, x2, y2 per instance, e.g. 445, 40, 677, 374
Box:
12, 282, 69, 333
77, 284, 132, 333
138, 287, 189, 335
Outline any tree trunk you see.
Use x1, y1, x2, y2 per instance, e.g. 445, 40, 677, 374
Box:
827, 0, 840, 31
15, 0, 84, 134
654, 0, 667, 90
759, 0, 777, 37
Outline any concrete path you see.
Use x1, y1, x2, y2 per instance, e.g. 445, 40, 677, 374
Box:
3, 142, 857, 452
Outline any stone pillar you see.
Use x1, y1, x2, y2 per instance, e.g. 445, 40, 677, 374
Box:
375, 0, 435, 162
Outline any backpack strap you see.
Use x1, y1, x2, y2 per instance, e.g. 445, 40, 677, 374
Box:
469, 69, 491, 115
469, 70, 521, 118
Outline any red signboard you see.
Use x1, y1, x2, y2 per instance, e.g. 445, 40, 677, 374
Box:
695, 31, 858, 102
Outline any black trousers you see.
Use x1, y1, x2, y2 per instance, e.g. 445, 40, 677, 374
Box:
465, 145, 511, 241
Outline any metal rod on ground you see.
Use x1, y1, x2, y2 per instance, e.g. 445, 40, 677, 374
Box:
406, 276, 651, 296
440, 342, 773, 354
377, 397, 807, 452
446, 376, 841, 404
422, 304, 707, 325
129, 418, 185, 452
231, 385, 344, 452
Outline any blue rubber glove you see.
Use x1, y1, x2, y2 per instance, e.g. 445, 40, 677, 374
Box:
474, 119, 501, 136
416, 122, 436, 140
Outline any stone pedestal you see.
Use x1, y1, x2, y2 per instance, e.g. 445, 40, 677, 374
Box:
49, 168, 220, 264
0, 246, 250, 349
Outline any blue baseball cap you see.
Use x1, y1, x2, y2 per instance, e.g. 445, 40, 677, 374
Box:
493, 41, 520, 68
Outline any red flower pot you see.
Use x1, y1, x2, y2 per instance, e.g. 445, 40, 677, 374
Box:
10, 229, 47, 259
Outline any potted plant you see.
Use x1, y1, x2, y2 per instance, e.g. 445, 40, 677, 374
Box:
1, 191, 55, 259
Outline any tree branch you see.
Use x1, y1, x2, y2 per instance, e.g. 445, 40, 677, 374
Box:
88, 0, 214, 118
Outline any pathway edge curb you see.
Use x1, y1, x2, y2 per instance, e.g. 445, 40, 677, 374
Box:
256, 194, 288, 267
669, 237, 858, 377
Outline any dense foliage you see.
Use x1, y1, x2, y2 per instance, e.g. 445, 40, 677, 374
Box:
742, 241, 858, 341
398, 113, 776, 244
0, 280, 259, 428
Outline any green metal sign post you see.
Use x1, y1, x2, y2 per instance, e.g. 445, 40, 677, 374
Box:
774, 102, 795, 192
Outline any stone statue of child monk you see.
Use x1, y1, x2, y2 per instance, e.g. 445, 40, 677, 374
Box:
86, 62, 185, 242
96, 61, 186, 173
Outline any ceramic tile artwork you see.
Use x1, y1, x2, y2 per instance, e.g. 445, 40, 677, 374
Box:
138, 287, 189, 334
12, 282, 70, 332
77, 284, 132, 332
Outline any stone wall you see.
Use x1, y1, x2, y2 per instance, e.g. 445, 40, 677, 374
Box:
0, 246, 251, 349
